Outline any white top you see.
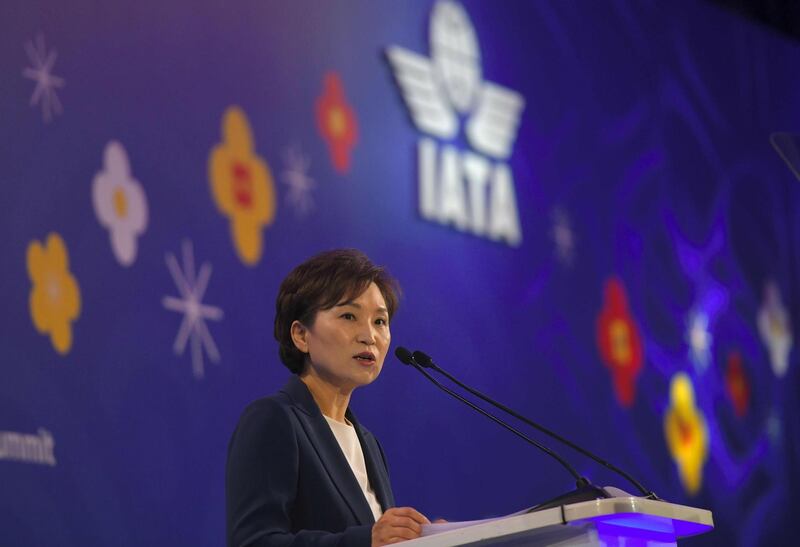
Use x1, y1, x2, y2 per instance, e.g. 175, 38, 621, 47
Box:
324, 415, 384, 521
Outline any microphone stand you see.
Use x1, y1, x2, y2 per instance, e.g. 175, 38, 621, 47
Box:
396, 349, 611, 512
412, 350, 658, 501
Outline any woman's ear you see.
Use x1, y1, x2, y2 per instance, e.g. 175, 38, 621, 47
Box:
290, 320, 309, 354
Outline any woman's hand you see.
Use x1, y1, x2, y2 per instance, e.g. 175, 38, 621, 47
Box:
372, 507, 430, 546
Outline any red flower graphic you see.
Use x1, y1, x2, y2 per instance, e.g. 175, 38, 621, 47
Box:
596, 277, 644, 407
316, 72, 358, 174
725, 350, 750, 417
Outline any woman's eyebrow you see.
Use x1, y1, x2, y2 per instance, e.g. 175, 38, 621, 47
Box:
334, 301, 388, 314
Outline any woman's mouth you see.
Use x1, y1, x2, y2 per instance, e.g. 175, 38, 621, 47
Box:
354, 352, 376, 365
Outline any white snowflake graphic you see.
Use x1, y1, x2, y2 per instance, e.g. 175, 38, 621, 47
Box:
686, 310, 712, 373
757, 280, 793, 377
281, 146, 316, 217
22, 33, 65, 122
551, 207, 575, 266
162, 240, 223, 379
765, 408, 782, 447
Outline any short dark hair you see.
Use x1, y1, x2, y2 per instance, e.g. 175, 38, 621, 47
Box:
274, 249, 400, 374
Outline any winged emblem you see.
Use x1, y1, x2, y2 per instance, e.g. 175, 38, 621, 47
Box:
386, 0, 525, 160
386, 46, 458, 140
466, 83, 524, 160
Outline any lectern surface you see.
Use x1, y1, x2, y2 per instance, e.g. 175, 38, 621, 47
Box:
404, 497, 714, 547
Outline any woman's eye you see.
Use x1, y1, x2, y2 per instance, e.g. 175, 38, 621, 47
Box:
375, 318, 388, 326
341, 313, 356, 320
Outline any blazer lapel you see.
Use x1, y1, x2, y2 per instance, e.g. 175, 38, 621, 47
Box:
282, 377, 376, 525
349, 412, 395, 511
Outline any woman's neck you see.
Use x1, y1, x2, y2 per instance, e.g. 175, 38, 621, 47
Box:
299, 371, 352, 423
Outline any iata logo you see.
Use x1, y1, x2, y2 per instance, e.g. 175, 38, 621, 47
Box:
387, 0, 525, 246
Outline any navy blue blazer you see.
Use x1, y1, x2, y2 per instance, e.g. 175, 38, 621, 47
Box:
226, 376, 395, 547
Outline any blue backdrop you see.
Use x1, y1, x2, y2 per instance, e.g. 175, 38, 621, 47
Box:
1, 1, 798, 546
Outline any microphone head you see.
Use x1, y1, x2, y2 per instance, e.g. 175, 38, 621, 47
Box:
394, 346, 415, 365
412, 350, 435, 368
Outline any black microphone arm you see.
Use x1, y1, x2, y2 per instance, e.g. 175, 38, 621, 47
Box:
412, 349, 656, 499
395, 347, 610, 510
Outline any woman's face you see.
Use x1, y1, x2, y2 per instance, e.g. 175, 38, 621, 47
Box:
293, 282, 391, 391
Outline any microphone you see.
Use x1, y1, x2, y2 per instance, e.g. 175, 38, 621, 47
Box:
395, 347, 610, 511
412, 349, 657, 500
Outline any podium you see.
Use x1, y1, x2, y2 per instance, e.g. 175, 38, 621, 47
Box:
405, 496, 714, 546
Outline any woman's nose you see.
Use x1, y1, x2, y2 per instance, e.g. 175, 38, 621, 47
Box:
357, 323, 376, 344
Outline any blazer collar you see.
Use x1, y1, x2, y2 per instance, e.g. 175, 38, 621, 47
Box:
281, 376, 387, 524
281, 374, 322, 416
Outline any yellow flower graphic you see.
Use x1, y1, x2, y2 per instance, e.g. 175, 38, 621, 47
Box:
663, 372, 708, 495
209, 106, 276, 266
27, 233, 81, 354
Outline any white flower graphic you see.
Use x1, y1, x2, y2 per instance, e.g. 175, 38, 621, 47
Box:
92, 141, 148, 266
757, 280, 793, 377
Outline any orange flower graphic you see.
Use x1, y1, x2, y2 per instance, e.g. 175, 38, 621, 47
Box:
316, 72, 358, 173
725, 350, 750, 417
27, 233, 81, 354
209, 106, 276, 266
596, 277, 643, 407
664, 372, 708, 495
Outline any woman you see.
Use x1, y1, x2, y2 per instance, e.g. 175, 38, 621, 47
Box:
226, 249, 430, 547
